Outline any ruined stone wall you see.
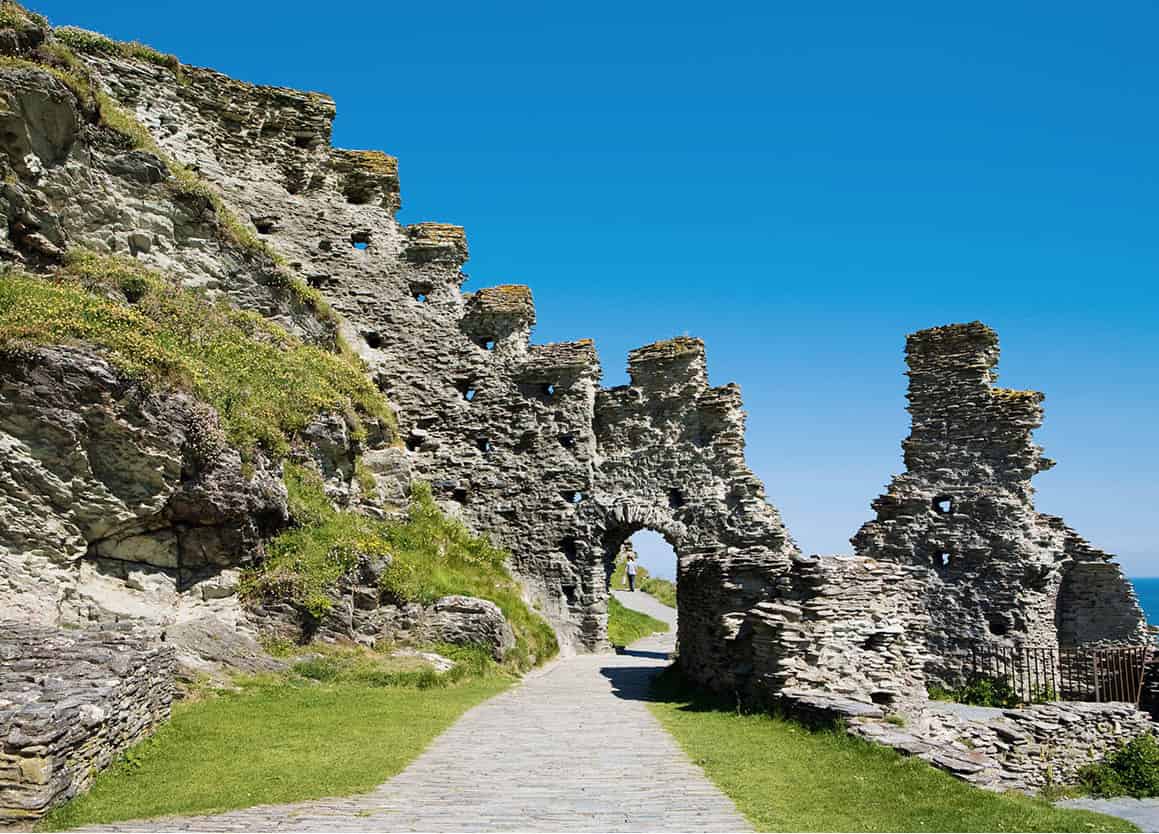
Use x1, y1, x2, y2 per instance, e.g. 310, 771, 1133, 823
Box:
72, 49, 803, 668
583, 338, 798, 688
853, 322, 1147, 680
750, 555, 929, 713
0, 624, 174, 824
853, 701, 1156, 793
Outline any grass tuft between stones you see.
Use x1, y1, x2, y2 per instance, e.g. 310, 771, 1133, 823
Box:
0, 254, 395, 457
241, 467, 559, 673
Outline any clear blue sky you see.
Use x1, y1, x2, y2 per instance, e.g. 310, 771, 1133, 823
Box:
39, 1, 1158, 578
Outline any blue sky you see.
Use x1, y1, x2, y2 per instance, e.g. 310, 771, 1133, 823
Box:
39, 1, 1158, 578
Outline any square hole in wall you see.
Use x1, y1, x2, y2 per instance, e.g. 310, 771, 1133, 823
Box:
933, 496, 953, 515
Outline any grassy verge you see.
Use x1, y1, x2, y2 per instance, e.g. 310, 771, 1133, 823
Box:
242, 467, 558, 672
647, 670, 1133, 833
0, 255, 393, 456
610, 553, 677, 608
39, 654, 509, 830
607, 596, 668, 648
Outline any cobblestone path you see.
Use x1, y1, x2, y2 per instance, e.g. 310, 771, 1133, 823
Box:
85, 590, 751, 832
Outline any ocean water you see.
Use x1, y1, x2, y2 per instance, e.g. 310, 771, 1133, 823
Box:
1132, 577, 1159, 625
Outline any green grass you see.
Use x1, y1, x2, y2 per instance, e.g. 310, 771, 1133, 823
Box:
0, 255, 394, 456
610, 552, 677, 608
54, 25, 181, 75
606, 596, 668, 647
39, 670, 509, 830
242, 468, 558, 672
647, 670, 1134, 832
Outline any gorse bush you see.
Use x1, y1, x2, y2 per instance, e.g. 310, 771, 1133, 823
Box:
0, 254, 393, 456
1080, 734, 1159, 798
242, 469, 558, 672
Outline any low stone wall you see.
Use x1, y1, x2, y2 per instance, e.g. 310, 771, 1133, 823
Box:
851, 700, 1156, 793
749, 555, 930, 713
0, 624, 174, 825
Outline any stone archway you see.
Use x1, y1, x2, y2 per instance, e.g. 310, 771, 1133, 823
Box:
571, 338, 799, 693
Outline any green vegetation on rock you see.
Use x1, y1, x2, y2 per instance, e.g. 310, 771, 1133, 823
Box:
54, 25, 181, 75
606, 596, 668, 648
38, 663, 509, 830
0, 255, 393, 456
0, 9, 332, 321
242, 468, 558, 672
927, 674, 1053, 709
1079, 735, 1159, 799
648, 669, 1133, 832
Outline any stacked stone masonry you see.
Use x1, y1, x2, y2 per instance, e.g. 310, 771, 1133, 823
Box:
851, 701, 1156, 794
0, 624, 174, 824
853, 322, 1148, 683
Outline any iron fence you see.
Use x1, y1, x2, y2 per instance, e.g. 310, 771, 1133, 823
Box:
962, 643, 1151, 706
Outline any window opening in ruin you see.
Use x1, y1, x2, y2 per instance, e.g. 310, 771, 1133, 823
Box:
350, 231, 372, 250
934, 496, 953, 515
668, 489, 686, 509
477, 437, 492, 453
454, 379, 478, 402
561, 491, 583, 505
476, 336, 497, 351
405, 433, 423, 452
938, 551, 952, 569
306, 274, 326, 289
560, 537, 579, 562
293, 134, 314, 149
559, 434, 576, 449
411, 284, 432, 303
544, 383, 556, 397
452, 487, 469, 505
362, 330, 384, 349
562, 584, 578, 605
515, 432, 536, 452
988, 616, 1009, 636
253, 219, 275, 235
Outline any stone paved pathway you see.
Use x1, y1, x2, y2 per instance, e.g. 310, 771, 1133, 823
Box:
1057, 797, 1159, 833
84, 591, 751, 832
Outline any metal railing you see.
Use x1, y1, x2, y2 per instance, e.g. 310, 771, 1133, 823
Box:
963, 643, 1151, 705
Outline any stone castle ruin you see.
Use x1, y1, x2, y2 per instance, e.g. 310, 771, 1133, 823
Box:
0, 6, 1153, 818
852, 323, 1149, 683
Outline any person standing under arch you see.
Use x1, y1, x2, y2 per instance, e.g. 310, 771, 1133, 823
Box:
626, 552, 638, 592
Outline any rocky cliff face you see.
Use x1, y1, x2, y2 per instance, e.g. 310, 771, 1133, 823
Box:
0, 345, 285, 627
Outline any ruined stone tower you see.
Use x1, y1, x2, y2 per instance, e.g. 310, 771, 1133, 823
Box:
853, 322, 1147, 680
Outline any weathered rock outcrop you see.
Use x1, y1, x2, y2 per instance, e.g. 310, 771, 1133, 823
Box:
0, 624, 174, 825
853, 323, 1147, 681
0, 345, 286, 628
